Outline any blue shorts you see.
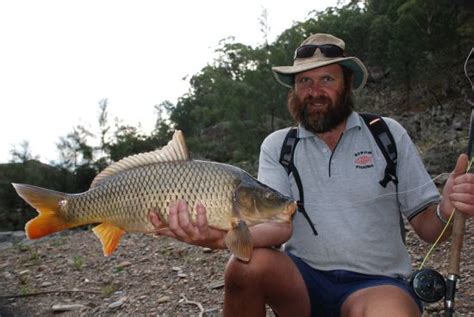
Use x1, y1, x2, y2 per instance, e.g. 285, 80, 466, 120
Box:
288, 253, 423, 317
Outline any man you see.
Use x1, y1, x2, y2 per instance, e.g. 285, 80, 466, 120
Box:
149, 33, 474, 316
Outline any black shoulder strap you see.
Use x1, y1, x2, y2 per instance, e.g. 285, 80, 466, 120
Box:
279, 127, 299, 175
360, 113, 398, 188
279, 127, 318, 235
360, 113, 405, 243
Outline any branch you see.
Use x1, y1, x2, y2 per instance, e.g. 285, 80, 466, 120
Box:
179, 293, 205, 317
0, 289, 101, 298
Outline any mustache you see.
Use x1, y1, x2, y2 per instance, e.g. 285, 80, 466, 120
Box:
303, 95, 331, 106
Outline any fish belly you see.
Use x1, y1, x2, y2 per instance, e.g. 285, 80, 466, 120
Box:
64, 161, 238, 232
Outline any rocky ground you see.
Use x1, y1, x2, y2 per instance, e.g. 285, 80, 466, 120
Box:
0, 218, 472, 317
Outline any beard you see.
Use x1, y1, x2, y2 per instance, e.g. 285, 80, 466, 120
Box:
288, 88, 353, 134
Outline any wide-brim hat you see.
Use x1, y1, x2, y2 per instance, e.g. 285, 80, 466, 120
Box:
272, 33, 368, 91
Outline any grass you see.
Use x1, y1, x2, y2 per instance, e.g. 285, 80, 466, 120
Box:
101, 285, 115, 297
72, 255, 84, 270
51, 236, 67, 247
19, 285, 32, 295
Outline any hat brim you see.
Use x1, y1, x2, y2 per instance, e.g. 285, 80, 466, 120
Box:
272, 56, 368, 91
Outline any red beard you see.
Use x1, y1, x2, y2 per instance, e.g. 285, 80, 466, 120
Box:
288, 90, 352, 134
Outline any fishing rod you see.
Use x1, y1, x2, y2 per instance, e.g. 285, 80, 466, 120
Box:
444, 46, 474, 317
409, 47, 473, 314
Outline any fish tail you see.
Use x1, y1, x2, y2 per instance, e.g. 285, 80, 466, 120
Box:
12, 183, 74, 239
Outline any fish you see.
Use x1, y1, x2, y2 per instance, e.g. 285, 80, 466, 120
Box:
12, 130, 297, 261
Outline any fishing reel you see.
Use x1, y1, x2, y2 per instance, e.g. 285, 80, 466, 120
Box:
409, 268, 446, 303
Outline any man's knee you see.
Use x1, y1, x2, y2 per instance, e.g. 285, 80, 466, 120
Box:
224, 248, 276, 292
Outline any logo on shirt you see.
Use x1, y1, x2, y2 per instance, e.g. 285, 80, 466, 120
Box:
354, 151, 374, 169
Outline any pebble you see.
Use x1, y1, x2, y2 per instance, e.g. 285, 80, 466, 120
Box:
51, 303, 86, 312
108, 297, 127, 309
116, 261, 132, 268
3, 272, 13, 280
18, 269, 30, 276
0, 232, 12, 242
41, 281, 53, 287
0, 242, 13, 251
157, 296, 170, 303
11, 231, 26, 242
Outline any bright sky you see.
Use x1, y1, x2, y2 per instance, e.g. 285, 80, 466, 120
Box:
0, 0, 340, 164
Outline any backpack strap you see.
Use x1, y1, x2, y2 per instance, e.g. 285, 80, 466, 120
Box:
279, 127, 299, 175
279, 127, 318, 235
360, 113, 398, 188
360, 113, 405, 244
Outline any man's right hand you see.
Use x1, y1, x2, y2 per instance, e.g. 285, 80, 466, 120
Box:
148, 200, 227, 249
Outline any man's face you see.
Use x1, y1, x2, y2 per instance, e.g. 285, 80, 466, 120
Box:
289, 63, 351, 134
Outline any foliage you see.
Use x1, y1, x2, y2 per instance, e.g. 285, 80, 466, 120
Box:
2, 1, 473, 230
9, 141, 39, 163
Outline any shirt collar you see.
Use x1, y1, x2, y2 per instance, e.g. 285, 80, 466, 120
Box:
297, 111, 362, 138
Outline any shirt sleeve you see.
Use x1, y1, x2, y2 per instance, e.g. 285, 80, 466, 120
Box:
257, 130, 294, 199
387, 118, 440, 219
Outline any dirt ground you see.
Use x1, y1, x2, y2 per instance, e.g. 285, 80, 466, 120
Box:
0, 218, 472, 316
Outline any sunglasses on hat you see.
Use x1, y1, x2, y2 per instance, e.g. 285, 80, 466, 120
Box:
293, 44, 345, 60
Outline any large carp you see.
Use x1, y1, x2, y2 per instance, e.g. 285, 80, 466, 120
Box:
12, 131, 296, 261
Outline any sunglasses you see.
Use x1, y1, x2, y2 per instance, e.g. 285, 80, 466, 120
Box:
293, 44, 345, 60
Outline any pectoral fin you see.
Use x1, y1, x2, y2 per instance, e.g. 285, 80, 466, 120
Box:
224, 220, 253, 262
92, 223, 125, 256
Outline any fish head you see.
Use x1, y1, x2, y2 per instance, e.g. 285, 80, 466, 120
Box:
234, 179, 297, 225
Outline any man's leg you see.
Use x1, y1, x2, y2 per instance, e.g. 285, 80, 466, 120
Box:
340, 285, 421, 317
224, 248, 311, 317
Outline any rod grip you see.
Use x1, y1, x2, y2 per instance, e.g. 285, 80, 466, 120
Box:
447, 212, 466, 275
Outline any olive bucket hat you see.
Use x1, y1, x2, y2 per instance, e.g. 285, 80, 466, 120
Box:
272, 33, 368, 91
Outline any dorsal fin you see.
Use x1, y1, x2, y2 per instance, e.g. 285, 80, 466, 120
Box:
90, 130, 190, 188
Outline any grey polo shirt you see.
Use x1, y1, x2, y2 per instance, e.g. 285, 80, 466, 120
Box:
258, 111, 439, 278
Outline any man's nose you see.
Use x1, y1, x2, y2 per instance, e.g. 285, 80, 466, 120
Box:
307, 85, 324, 97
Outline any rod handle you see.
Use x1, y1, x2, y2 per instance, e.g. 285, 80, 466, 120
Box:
447, 211, 466, 275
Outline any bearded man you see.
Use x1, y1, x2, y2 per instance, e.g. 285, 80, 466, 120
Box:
150, 33, 474, 316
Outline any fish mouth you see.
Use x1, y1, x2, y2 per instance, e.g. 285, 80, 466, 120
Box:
278, 201, 297, 222
287, 201, 297, 217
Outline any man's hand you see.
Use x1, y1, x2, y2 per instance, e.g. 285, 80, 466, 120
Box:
148, 200, 226, 249
442, 153, 474, 218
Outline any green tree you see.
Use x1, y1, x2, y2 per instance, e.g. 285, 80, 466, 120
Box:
56, 125, 95, 170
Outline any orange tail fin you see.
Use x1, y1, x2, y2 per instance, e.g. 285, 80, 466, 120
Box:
12, 183, 75, 239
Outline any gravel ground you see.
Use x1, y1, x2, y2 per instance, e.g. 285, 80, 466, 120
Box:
0, 218, 472, 316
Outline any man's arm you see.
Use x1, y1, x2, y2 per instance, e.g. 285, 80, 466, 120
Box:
409, 204, 451, 243
148, 200, 292, 250
410, 154, 474, 243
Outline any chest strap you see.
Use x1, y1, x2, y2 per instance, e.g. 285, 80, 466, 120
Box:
279, 127, 318, 236
359, 113, 398, 188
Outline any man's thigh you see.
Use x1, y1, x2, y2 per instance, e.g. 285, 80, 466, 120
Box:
340, 285, 421, 317
225, 248, 311, 317
261, 249, 311, 316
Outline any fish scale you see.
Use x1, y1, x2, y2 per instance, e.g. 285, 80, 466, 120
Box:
61, 161, 240, 233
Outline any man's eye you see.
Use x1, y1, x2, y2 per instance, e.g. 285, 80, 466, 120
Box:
299, 77, 312, 85
322, 76, 334, 82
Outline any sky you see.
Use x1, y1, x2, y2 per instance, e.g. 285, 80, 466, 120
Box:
0, 0, 340, 164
